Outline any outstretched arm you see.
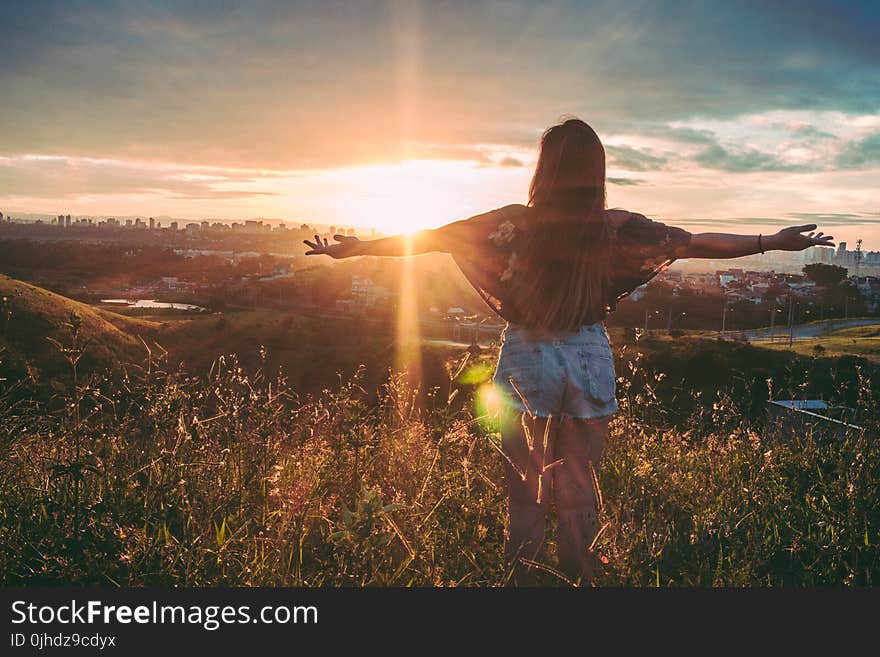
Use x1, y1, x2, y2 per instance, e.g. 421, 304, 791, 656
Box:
680, 223, 835, 259
303, 229, 447, 259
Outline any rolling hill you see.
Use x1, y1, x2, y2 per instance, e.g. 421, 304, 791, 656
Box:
0, 275, 160, 385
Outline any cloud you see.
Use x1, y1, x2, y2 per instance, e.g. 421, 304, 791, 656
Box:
671, 213, 880, 228
608, 177, 647, 186
786, 212, 880, 226
1, 2, 879, 169
606, 145, 668, 172
0, 155, 281, 201
834, 131, 880, 169
645, 126, 717, 144
791, 125, 839, 141
497, 156, 524, 167
694, 143, 814, 173
672, 216, 800, 227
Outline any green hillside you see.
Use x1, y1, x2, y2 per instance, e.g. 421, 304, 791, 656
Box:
759, 324, 880, 362
0, 275, 160, 385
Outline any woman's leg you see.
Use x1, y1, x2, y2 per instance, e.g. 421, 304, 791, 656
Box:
552, 414, 610, 586
499, 407, 553, 584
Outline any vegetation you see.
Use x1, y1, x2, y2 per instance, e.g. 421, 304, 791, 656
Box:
1, 293, 878, 586
760, 324, 880, 362
0, 275, 158, 385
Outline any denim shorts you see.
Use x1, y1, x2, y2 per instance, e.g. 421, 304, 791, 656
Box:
492, 321, 619, 420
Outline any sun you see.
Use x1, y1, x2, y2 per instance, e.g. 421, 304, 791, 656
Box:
320, 159, 505, 235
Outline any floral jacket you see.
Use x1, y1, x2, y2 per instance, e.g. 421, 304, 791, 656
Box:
432, 204, 693, 326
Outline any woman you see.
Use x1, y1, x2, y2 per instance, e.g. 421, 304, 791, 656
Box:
304, 118, 835, 585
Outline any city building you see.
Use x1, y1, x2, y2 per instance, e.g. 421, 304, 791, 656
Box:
351, 274, 390, 307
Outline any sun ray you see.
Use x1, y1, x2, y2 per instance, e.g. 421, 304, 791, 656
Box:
394, 233, 423, 400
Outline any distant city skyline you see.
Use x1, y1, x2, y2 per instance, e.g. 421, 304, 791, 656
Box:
1, 1, 878, 247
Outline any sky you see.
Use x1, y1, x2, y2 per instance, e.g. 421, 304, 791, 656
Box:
1, 0, 879, 247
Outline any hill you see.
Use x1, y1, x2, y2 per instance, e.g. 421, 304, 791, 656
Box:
758, 323, 880, 362
0, 277, 878, 586
2, 275, 878, 426
1, 319, 877, 586
0, 275, 160, 386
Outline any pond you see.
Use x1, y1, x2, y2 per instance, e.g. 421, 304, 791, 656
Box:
100, 299, 207, 312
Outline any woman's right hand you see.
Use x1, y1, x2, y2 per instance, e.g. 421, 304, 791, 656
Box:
303, 234, 362, 258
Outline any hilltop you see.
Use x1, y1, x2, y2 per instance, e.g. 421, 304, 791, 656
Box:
2, 275, 878, 425
0, 275, 160, 385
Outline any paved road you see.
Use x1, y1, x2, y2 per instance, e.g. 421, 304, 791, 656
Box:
730, 318, 880, 342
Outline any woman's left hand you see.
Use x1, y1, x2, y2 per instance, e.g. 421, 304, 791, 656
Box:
770, 224, 835, 251
303, 234, 362, 258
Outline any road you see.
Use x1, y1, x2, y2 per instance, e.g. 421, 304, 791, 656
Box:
729, 318, 880, 342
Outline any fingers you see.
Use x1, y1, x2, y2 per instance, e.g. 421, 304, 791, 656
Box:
333, 234, 347, 242
796, 223, 818, 232
304, 237, 326, 255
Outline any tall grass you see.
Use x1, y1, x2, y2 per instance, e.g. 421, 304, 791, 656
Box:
0, 319, 878, 586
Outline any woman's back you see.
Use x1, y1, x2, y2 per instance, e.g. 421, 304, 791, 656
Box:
433, 204, 693, 330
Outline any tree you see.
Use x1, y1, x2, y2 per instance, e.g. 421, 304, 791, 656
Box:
803, 263, 847, 287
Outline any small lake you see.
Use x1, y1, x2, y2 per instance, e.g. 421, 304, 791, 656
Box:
101, 299, 207, 312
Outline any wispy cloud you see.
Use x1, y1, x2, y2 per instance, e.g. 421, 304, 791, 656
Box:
497, 156, 525, 167
608, 177, 647, 186
786, 212, 880, 226
693, 143, 815, 173
606, 145, 668, 172
791, 125, 839, 142
671, 213, 880, 228
0, 155, 282, 201
835, 131, 880, 169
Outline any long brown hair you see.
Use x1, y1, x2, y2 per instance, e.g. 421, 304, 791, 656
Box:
513, 117, 612, 330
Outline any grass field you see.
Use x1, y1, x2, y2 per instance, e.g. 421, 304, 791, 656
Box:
1, 340, 877, 586
758, 324, 880, 362
2, 279, 879, 586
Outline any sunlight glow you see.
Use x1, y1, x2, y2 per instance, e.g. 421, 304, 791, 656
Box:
306, 159, 528, 235
394, 233, 422, 391
474, 383, 503, 433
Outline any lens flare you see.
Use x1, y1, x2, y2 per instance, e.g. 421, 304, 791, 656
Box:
474, 383, 504, 432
